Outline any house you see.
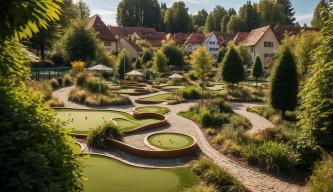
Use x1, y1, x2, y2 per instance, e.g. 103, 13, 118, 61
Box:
203, 32, 235, 57
236, 25, 281, 64
87, 15, 118, 53
163, 33, 189, 45
117, 37, 143, 59
133, 31, 166, 49
184, 33, 206, 53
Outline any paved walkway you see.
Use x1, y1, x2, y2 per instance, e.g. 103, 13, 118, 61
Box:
52, 87, 305, 192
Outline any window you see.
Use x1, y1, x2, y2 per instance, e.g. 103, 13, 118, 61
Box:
209, 48, 218, 51
104, 41, 112, 47
264, 41, 274, 47
250, 47, 255, 53
264, 53, 275, 58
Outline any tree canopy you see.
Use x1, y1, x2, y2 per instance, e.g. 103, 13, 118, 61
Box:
251, 56, 263, 81
161, 43, 185, 68
221, 46, 245, 84
277, 0, 296, 25
117, 49, 132, 80
163, 2, 192, 33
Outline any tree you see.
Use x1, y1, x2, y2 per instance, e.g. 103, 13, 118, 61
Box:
0, 0, 83, 191
270, 46, 298, 118
133, 57, 143, 69
163, 2, 192, 33
311, 0, 330, 29
239, 1, 260, 32
161, 43, 185, 68
117, 0, 161, 28
227, 15, 246, 33
117, 49, 132, 80
277, 0, 296, 25
142, 49, 153, 64
211, 6, 228, 31
191, 47, 213, 105
192, 9, 208, 27
64, 22, 98, 63
257, 0, 286, 26
217, 48, 226, 63
152, 51, 168, 74
251, 56, 263, 86
75, 0, 90, 20
221, 15, 230, 32
221, 46, 245, 85
236, 44, 252, 66
204, 14, 215, 33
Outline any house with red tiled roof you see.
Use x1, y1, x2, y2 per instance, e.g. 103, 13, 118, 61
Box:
233, 32, 250, 44
163, 33, 189, 45
236, 25, 281, 64
273, 25, 319, 43
184, 33, 206, 53
133, 31, 166, 49
87, 15, 118, 53
117, 37, 143, 59
203, 32, 235, 57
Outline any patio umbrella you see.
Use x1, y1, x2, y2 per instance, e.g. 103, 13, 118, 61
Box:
126, 70, 143, 84
88, 64, 113, 93
169, 73, 183, 79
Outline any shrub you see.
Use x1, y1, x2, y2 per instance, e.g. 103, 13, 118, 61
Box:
308, 155, 333, 192
185, 182, 218, 192
68, 88, 88, 103
27, 80, 53, 101
57, 77, 63, 87
71, 61, 86, 74
192, 157, 248, 191
47, 98, 64, 107
50, 78, 59, 89
75, 72, 90, 86
85, 77, 107, 93
245, 141, 299, 173
200, 110, 228, 127
63, 74, 73, 86
205, 99, 232, 113
87, 122, 121, 149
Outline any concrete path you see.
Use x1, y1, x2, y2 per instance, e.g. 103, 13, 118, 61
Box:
52, 87, 305, 192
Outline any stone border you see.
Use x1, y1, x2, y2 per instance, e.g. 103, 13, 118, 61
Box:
133, 106, 170, 115
53, 107, 168, 135
143, 132, 197, 151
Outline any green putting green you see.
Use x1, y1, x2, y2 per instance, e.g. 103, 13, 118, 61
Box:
136, 106, 170, 114
83, 155, 198, 192
139, 93, 171, 103
113, 88, 138, 94
147, 133, 195, 150
55, 109, 160, 134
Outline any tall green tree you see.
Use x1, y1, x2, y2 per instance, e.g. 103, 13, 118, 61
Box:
277, 0, 296, 25
152, 51, 168, 74
239, 1, 260, 32
75, 0, 90, 20
117, 49, 132, 80
270, 46, 298, 118
236, 44, 252, 66
257, 0, 286, 26
311, 0, 330, 29
221, 46, 245, 85
161, 43, 185, 68
204, 14, 215, 33
191, 47, 213, 105
163, 2, 192, 33
227, 15, 246, 33
192, 9, 208, 27
64, 22, 98, 63
142, 49, 153, 64
221, 15, 230, 32
117, 0, 161, 28
251, 56, 263, 86
211, 6, 228, 31
217, 48, 226, 63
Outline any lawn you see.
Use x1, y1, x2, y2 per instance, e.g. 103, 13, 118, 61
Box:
83, 155, 199, 192
136, 106, 170, 114
147, 133, 194, 150
55, 108, 160, 134
139, 93, 171, 103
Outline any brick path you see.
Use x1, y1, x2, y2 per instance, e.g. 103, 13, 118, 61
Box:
53, 87, 305, 192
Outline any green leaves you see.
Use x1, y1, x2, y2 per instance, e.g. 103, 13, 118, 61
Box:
221, 46, 245, 84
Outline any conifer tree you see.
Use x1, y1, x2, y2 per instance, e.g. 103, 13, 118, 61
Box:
221, 46, 245, 86
270, 46, 298, 118
251, 56, 263, 86
277, 0, 296, 25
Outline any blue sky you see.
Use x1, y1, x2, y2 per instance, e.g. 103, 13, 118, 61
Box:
76, 0, 319, 26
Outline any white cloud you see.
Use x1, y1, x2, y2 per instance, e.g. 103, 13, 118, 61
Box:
90, 9, 117, 25
295, 13, 313, 23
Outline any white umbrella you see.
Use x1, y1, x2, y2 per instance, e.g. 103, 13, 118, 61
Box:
88, 64, 113, 93
126, 70, 143, 76
169, 73, 183, 79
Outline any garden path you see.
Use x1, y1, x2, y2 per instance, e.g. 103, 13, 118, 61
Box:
52, 87, 305, 192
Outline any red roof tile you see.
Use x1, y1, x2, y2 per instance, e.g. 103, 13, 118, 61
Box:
243, 25, 272, 46
233, 32, 250, 44
185, 33, 205, 44
87, 15, 117, 41
212, 32, 236, 46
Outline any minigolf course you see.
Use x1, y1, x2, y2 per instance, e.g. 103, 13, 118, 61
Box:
147, 133, 195, 150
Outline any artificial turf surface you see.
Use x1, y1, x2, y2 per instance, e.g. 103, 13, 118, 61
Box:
55, 109, 160, 134
139, 93, 171, 103
83, 155, 199, 192
136, 106, 170, 114
148, 133, 194, 150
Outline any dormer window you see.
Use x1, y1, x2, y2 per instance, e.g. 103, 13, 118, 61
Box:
264, 41, 273, 47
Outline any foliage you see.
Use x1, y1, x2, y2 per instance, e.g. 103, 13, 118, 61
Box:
26, 80, 53, 101
176, 86, 201, 100
163, 2, 192, 33
257, 0, 286, 26
277, 0, 296, 25
207, 6, 228, 32
185, 182, 217, 192
204, 14, 215, 33
142, 48, 153, 64
200, 110, 228, 127
117, 0, 161, 28
192, 157, 248, 192
227, 15, 246, 33
0, 84, 83, 191
47, 98, 65, 107
117, 49, 132, 80
238, 1, 260, 32
311, 0, 330, 29
152, 51, 168, 74
235, 44, 252, 66
71, 61, 86, 74
161, 43, 185, 68
50, 78, 60, 89
192, 9, 208, 27
270, 46, 298, 117
251, 56, 263, 81
217, 48, 226, 63
221, 46, 245, 84
87, 122, 122, 149
308, 155, 333, 192
64, 22, 98, 63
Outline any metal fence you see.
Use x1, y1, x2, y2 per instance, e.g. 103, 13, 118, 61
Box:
31, 67, 71, 80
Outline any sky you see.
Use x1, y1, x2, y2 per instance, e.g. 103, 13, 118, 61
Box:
76, 0, 320, 27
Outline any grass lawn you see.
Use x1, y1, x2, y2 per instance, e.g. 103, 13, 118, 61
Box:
139, 93, 171, 103
147, 133, 194, 150
83, 155, 199, 192
136, 106, 170, 114
55, 109, 160, 134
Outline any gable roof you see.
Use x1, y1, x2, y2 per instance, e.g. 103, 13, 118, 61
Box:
243, 25, 272, 46
212, 32, 236, 46
164, 33, 189, 44
119, 37, 142, 52
109, 26, 157, 38
273, 26, 319, 43
233, 32, 250, 44
185, 33, 205, 44
87, 15, 117, 41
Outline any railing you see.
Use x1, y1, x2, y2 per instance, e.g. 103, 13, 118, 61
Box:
31, 67, 71, 80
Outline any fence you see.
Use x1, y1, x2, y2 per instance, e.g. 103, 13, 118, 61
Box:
31, 67, 71, 80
